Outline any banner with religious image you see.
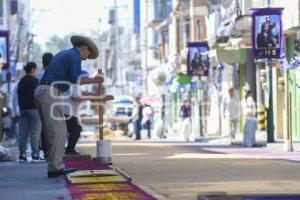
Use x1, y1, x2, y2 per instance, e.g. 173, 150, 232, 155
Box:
251, 7, 284, 59
187, 42, 209, 76
0, 31, 9, 68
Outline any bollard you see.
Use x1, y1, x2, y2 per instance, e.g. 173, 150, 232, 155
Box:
96, 140, 112, 164
257, 105, 267, 131
95, 69, 113, 164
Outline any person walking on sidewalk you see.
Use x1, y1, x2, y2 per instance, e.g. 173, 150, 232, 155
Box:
142, 104, 153, 139
180, 99, 192, 142
131, 96, 143, 140
34, 35, 99, 177
17, 62, 44, 162
223, 87, 241, 139
242, 87, 257, 147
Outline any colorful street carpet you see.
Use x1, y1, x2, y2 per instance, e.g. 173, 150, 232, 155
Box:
198, 194, 300, 200
64, 160, 157, 200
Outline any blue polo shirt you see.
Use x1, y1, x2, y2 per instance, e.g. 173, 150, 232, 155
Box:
40, 48, 82, 92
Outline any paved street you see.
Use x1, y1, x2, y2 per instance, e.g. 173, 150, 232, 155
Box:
2, 0, 300, 199
79, 142, 300, 200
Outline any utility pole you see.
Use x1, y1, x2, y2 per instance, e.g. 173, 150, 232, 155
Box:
27, 0, 31, 63
266, 0, 275, 143
144, 0, 149, 96
114, 0, 120, 91
267, 59, 274, 142
284, 61, 292, 151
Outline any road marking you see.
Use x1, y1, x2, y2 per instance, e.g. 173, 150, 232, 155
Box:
164, 153, 264, 159
113, 153, 150, 156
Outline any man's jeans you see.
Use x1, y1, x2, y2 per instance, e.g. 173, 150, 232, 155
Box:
19, 110, 41, 157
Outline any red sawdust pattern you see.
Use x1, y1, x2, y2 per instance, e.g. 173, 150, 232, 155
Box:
64, 160, 110, 170
64, 160, 157, 200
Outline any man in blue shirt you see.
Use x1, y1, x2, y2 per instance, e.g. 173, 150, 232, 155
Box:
34, 35, 99, 177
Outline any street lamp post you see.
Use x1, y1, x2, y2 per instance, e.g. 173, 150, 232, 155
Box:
267, 59, 274, 143
266, 0, 275, 143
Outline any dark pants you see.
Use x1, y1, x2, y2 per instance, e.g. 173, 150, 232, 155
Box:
145, 120, 151, 138
134, 120, 142, 140
40, 128, 48, 156
65, 116, 82, 151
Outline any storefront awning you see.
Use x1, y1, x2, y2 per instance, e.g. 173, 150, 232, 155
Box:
176, 74, 192, 85
216, 47, 249, 63
284, 26, 300, 36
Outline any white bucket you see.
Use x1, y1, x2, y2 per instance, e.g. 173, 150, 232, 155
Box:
96, 140, 112, 164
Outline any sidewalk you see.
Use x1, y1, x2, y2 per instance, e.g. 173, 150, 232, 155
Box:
0, 146, 157, 200
0, 161, 71, 200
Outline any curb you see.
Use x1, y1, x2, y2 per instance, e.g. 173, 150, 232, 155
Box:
111, 165, 168, 200
132, 182, 169, 200
111, 165, 132, 182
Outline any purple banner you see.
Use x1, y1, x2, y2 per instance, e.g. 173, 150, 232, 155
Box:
251, 8, 284, 59
0, 30, 9, 69
187, 42, 209, 76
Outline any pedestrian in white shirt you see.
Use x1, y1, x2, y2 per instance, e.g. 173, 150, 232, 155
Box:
223, 87, 241, 139
242, 88, 257, 147
242, 89, 256, 118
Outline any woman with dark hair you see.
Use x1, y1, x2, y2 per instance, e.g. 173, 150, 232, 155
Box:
17, 62, 43, 162
191, 52, 205, 75
256, 22, 276, 48
191, 52, 201, 73
37, 53, 53, 81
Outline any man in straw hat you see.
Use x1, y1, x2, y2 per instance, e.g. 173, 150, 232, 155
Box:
34, 35, 99, 177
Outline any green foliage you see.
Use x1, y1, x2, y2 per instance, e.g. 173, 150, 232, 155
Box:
45, 34, 73, 54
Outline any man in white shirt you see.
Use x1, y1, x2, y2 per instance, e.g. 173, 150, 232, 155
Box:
223, 87, 241, 139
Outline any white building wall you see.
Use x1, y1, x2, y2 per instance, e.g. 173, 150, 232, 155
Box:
272, 0, 299, 30
0, 0, 9, 30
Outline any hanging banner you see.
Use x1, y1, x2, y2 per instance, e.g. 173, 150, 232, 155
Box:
251, 7, 284, 59
133, 0, 140, 34
187, 42, 209, 76
0, 31, 9, 69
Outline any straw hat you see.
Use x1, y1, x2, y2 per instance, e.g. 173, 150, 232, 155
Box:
71, 35, 99, 59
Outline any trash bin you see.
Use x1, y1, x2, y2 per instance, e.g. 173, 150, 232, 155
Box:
243, 117, 257, 147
